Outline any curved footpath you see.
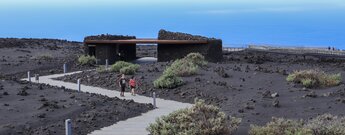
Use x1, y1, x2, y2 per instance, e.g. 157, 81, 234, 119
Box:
22, 71, 192, 135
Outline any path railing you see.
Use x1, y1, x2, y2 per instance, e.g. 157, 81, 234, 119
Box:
247, 45, 345, 56
223, 44, 248, 52
222, 47, 246, 52
222, 44, 345, 57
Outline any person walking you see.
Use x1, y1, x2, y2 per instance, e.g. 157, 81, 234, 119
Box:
118, 74, 127, 97
129, 76, 140, 96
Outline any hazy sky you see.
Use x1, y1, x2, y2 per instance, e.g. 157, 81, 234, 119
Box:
0, 0, 344, 48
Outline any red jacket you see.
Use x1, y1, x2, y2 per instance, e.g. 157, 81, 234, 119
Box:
129, 79, 136, 87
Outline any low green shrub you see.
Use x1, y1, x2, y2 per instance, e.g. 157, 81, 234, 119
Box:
301, 79, 316, 88
153, 72, 183, 89
78, 55, 96, 65
34, 54, 53, 60
154, 53, 207, 88
164, 52, 207, 77
164, 59, 198, 77
110, 61, 132, 72
185, 52, 208, 66
119, 64, 140, 75
147, 99, 241, 135
110, 61, 140, 74
286, 69, 341, 88
249, 114, 345, 135
305, 114, 345, 135
96, 66, 107, 73
249, 118, 312, 135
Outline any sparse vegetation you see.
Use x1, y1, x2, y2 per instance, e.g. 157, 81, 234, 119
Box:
154, 53, 207, 88
153, 72, 183, 89
110, 61, 140, 75
119, 64, 140, 75
249, 114, 345, 135
78, 55, 96, 66
249, 118, 312, 135
184, 52, 208, 66
163, 59, 198, 77
110, 61, 132, 72
31, 53, 53, 60
286, 69, 341, 88
147, 99, 241, 135
96, 66, 107, 73
164, 53, 207, 77
305, 114, 345, 135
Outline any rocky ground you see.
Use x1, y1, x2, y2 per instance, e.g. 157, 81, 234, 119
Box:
0, 80, 153, 135
0, 38, 80, 73
0, 38, 154, 135
136, 45, 156, 58
56, 49, 345, 134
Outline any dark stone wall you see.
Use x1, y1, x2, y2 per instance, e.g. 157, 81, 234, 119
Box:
157, 29, 223, 62
84, 34, 136, 64
95, 44, 116, 65
93, 44, 136, 65
205, 40, 223, 62
84, 34, 136, 40
157, 44, 209, 61
158, 29, 215, 40
84, 44, 90, 55
118, 44, 136, 61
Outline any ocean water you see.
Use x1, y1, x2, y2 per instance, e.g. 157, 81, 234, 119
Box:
0, 0, 344, 49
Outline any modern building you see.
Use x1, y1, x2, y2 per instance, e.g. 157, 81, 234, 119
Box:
83, 30, 223, 64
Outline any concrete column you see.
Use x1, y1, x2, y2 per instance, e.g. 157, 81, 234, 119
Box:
27, 71, 31, 82
153, 92, 156, 108
63, 63, 67, 73
65, 119, 72, 135
77, 79, 81, 92
105, 59, 109, 70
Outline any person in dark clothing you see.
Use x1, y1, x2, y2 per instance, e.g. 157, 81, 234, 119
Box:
118, 74, 126, 97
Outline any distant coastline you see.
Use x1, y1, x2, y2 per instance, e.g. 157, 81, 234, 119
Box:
0, 37, 343, 50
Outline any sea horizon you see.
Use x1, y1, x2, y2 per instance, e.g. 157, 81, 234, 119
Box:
0, 0, 344, 49
0, 36, 341, 50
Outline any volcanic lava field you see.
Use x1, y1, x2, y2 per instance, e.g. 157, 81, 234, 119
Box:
1, 38, 345, 134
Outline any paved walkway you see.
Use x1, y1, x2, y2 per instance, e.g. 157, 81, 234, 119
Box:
132, 57, 157, 64
23, 71, 192, 135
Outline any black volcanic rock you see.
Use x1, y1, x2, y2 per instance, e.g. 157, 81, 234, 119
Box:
0, 38, 81, 48
157, 29, 223, 62
158, 29, 214, 40
84, 34, 136, 40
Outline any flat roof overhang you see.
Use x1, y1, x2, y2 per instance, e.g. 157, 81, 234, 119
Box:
84, 38, 208, 45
